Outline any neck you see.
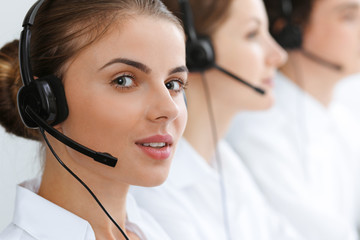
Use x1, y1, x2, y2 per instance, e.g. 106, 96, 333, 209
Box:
183, 73, 236, 163
281, 50, 343, 107
39, 139, 130, 240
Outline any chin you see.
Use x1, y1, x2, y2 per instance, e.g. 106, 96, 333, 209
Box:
132, 168, 170, 187
244, 94, 274, 111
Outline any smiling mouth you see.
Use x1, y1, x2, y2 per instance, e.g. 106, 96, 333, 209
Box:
135, 142, 172, 160
140, 142, 168, 148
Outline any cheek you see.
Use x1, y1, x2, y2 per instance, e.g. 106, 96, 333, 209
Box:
216, 41, 265, 85
62, 91, 140, 156
305, 23, 358, 59
170, 98, 188, 139
176, 103, 188, 135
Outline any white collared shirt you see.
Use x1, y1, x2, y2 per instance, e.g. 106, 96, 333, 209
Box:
0, 178, 171, 240
226, 71, 360, 240
130, 138, 302, 240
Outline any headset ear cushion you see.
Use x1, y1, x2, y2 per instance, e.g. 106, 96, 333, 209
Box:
17, 75, 69, 128
273, 22, 302, 49
186, 37, 215, 72
44, 75, 69, 126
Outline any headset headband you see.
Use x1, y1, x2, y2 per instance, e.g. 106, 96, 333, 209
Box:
19, 0, 45, 86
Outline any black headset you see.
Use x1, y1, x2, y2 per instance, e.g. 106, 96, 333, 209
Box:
17, 0, 117, 167
178, 0, 265, 94
178, 0, 215, 72
18, 0, 68, 129
273, 0, 302, 49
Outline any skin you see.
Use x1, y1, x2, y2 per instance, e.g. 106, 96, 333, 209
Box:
184, 0, 287, 162
281, 0, 360, 106
38, 15, 187, 240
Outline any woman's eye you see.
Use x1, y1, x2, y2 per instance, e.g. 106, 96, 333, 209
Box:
246, 29, 259, 39
111, 74, 135, 88
165, 80, 184, 92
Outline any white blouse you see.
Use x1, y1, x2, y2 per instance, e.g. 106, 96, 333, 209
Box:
226, 71, 360, 240
0, 178, 171, 240
130, 138, 303, 240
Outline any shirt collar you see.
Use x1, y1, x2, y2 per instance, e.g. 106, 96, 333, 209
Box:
13, 178, 95, 240
167, 138, 220, 189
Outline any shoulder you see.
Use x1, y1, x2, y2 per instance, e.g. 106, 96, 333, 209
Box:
127, 190, 197, 239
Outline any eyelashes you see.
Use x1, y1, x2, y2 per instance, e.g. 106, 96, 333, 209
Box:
110, 73, 136, 90
109, 73, 188, 93
165, 78, 188, 93
246, 29, 260, 39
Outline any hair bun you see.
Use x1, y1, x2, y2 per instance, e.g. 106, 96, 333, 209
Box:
0, 40, 41, 141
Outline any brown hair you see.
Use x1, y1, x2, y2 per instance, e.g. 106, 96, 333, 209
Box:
0, 0, 181, 141
161, 0, 233, 37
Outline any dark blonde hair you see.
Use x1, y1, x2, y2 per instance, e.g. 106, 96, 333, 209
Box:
0, 0, 181, 141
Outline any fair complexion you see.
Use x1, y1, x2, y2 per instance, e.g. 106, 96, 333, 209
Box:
38, 15, 187, 240
184, 0, 287, 162
281, 0, 360, 106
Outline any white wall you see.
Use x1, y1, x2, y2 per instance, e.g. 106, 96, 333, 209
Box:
0, 0, 40, 232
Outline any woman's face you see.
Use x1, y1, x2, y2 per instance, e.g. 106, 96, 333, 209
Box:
208, 0, 287, 111
303, 0, 360, 76
59, 16, 188, 187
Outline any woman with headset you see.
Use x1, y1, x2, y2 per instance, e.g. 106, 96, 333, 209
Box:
0, 0, 188, 239
227, 0, 360, 239
130, 0, 306, 239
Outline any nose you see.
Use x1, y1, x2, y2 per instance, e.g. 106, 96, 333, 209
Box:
146, 85, 180, 123
265, 34, 288, 68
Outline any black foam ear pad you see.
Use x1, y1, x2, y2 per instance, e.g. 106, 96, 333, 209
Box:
17, 75, 68, 128
46, 75, 69, 126
186, 36, 215, 72
274, 23, 302, 49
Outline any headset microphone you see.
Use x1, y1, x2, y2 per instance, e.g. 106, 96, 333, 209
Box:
25, 106, 118, 167
178, 0, 266, 95
300, 49, 342, 72
214, 64, 266, 94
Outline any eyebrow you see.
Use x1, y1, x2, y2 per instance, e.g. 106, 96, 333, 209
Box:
99, 58, 151, 73
99, 57, 188, 76
169, 65, 188, 75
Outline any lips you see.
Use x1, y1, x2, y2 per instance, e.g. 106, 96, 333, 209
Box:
135, 135, 173, 160
262, 77, 274, 88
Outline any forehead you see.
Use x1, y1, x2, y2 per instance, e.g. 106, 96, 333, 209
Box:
70, 15, 186, 72
312, 0, 360, 10
226, 0, 267, 24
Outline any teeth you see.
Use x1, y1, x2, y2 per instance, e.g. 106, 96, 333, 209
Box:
142, 142, 166, 148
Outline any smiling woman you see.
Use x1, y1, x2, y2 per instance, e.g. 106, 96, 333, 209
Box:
0, 0, 187, 240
